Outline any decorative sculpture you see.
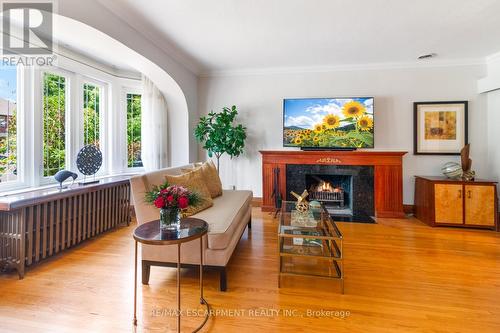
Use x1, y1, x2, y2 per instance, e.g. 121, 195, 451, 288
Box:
54, 170, 78, 189
290, 189, 309, 213
442, 162, 462, 179
460, 144, 475, 181
76, 144, 102, 185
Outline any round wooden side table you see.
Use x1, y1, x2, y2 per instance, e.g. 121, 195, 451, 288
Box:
133, 218, 210, 332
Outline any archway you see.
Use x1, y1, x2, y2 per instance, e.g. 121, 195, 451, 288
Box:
52, 14, 191, 166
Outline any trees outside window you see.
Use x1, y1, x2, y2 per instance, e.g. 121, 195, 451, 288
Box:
127, 93, 142, 168
43, 73, 66, 177
0, 66, 17, 183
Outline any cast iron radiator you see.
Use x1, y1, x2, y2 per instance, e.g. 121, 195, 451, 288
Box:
0, 181, 131, 278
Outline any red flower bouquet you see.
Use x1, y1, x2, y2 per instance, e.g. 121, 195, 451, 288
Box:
145, 182, 201, 230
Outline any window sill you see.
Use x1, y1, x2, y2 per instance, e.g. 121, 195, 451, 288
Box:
0, 172, 140, 197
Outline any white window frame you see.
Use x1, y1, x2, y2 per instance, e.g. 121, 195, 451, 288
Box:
35, 67, 72, 185
77, 76, 108, 178
122, 87, 143, 173
0, 65, 28, 192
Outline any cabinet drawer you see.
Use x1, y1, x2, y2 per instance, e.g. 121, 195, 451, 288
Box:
434, 184, 463, 224
465, 185, 495, 226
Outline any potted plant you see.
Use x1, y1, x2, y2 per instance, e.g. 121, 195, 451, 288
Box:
194, 105, 247, 172
145, 182, 200, 230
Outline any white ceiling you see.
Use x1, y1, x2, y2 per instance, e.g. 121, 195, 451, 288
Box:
100, 0, 500, 75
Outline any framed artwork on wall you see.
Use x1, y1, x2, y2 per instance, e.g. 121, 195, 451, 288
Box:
413, 101, 468, 155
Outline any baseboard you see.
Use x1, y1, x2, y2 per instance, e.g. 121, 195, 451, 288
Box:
403, 204, 415, 215
252, 197, 262, 207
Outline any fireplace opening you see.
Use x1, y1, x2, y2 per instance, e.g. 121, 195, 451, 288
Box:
306, 174, 353, 216
286, 164, 374, 223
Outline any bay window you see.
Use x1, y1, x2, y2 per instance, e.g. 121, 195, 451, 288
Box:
0, 57, 141, 192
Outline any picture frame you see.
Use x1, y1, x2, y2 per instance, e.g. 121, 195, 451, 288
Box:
413, 101, 468, 155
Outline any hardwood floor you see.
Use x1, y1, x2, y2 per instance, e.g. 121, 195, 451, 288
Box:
1, 208, 500, 332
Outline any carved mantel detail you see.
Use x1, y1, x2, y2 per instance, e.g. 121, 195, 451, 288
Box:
316, 157, 342, 164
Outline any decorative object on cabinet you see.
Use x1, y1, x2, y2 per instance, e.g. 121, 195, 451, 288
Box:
414, 176, 498, 230
76, 144, 102, 185
53, 170, 78, 189
414, 101, 468, 155
460, 144, 475, 181
441, 162, 462, 179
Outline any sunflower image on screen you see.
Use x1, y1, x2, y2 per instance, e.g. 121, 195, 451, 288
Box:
283, 97, 374, 148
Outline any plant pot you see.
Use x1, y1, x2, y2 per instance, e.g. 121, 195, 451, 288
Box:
159, 207, 180, 231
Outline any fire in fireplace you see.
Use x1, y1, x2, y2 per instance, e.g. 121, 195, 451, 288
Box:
305, 174, 353, 215
308, 176, 345, 207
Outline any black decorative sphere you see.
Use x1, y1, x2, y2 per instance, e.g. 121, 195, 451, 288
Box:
76, 145, 102, 176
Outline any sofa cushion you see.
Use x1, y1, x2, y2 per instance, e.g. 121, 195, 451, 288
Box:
165, 170, 213, 216
192, 189, 252, 250
130, 165, 191, 225
182, 160, 223, 198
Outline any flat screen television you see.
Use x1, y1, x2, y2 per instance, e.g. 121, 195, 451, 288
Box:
283, 97, 374, 149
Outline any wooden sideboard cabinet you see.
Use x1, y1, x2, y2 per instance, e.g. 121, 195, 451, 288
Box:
414, 176, 498, 230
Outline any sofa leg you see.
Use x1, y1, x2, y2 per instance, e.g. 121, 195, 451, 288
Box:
219, 268, 227, 292
248, 218, 252, 229
142, 261, 151, 285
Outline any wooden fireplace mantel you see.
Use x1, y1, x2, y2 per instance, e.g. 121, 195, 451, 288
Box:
260, 150, 407, 218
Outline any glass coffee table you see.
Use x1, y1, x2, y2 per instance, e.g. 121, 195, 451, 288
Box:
278, 201, 344, 293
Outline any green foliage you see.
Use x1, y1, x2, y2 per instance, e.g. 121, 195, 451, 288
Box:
127, 94, 142, 168
43, 73, 66, 177
144, 182, 170, 204
194, 105, 246, 169
0, 110, 17, 179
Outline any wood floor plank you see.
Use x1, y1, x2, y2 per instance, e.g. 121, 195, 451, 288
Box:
1, 208, 500, 332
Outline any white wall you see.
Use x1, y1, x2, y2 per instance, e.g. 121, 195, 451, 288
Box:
481, 54, 500, 187
199, 64, 487, 204
487, 90, 500, 184
479, 53, 500, 93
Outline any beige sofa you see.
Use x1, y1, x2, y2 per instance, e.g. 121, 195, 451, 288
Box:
129, 164, 252, 291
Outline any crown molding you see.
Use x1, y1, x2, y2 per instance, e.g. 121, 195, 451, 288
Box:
96, 0, 201, 76
200, 58, 486, 78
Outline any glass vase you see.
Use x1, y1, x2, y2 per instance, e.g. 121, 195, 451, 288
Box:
159, 207, 181, 231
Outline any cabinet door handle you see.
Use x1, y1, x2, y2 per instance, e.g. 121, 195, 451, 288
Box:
467, 190, 472, 199
458, 190, 462, 198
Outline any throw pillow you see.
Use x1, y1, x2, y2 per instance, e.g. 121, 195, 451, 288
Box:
181, 160, 223, 198
165, 170, 213, 216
